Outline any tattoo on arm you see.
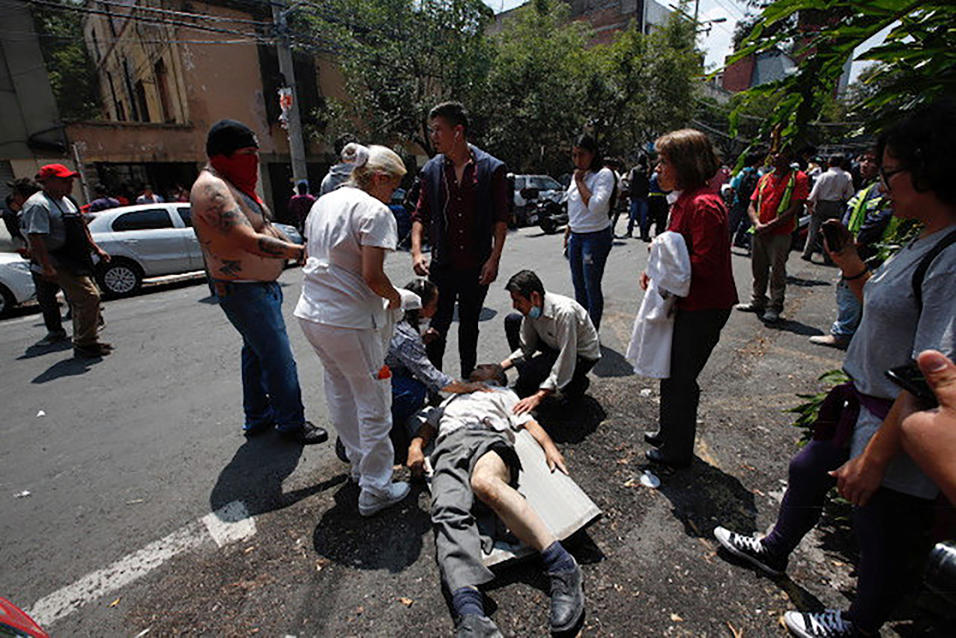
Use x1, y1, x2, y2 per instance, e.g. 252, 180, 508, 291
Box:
257, 236, 288, 257
219, 259, 242, 277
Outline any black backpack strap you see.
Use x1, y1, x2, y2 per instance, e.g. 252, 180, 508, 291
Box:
912, 228, 956, 313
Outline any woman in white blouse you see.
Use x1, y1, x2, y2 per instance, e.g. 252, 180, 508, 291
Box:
295, 143, 409, 517
563, 134, 617, 330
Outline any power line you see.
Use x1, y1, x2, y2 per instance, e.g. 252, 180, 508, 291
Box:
86, 0, 273, 27
709, 0, 746, 20
25, 0, 273, 42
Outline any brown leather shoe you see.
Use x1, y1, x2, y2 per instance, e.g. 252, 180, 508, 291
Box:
73, 342, 113, 358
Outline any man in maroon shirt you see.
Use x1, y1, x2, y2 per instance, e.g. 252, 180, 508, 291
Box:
410, 102, 510, 378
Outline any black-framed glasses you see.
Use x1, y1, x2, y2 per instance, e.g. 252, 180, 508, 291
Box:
879, 165, 906, 187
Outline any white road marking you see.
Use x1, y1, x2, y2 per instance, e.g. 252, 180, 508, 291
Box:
27, 500, 255, 628
202, 500, 256, 548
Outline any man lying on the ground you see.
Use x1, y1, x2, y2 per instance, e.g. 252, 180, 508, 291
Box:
407, 363, 585, 638
500, 269, 601, 414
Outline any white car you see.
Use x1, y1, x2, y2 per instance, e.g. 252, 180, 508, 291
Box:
512, 174, 565, 226
0, 252, 35, 317
87, 203, 302, 297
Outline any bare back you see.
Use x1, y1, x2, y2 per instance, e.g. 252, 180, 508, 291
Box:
190, 168, 288, 282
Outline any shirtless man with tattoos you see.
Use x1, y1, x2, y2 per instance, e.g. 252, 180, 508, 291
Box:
191, 119, 327, 444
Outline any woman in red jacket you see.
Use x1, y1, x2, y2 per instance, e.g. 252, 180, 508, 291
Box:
642, 129, 739, 466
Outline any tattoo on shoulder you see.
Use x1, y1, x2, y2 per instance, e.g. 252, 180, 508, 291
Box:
215, 207, 252, 233
219, 259, 242, 277
198, 183, 251, 234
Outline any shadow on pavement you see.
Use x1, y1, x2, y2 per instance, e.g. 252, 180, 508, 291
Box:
786, 275, 831, 288
592, 345, 633, 378
209, 433, 341, 517
652, 459, 758, 540
763, 318, 825, 337
312, 481, 431, 572
18, 340, 73, 360
536, 395, 606, 444
31, 354, 101, 383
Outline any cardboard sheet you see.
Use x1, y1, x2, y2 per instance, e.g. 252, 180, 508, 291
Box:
424, 428, 602, 568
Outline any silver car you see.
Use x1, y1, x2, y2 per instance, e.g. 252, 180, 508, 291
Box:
87, 203, 302, 296
0, 252, 35, 317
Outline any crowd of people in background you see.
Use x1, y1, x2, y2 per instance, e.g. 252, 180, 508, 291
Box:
3, 97, 954, 638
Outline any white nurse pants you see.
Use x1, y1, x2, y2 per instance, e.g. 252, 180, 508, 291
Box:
298, 319, 394, 495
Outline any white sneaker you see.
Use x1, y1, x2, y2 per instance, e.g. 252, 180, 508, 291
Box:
784, 609, 856, 638
358, 482, 411, 517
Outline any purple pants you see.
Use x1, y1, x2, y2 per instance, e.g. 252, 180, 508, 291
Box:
762, 438, 933, 632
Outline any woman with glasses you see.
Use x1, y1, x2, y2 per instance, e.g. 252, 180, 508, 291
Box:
714, 101, 956, 638
640, 129, 738, 468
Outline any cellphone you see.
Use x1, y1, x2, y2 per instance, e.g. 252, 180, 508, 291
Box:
885, 361, 938, 407
821, 220, 847, 252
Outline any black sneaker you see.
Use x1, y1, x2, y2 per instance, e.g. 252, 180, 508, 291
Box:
713, 526, 787, 576
36, 331, 69, 346
242, 422, 274, 437
335, 437, 350, 463
643, 430, 663, 447
548, 558, 585, 633
278, 421, 329, 445
784, 610, 858, 638
454, 614, 503, 638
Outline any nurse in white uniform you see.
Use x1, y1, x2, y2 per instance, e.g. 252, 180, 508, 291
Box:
295, 143, 410, 517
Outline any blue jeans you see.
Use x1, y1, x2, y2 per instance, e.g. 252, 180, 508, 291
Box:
568, 226, 613, 330
390, 374, 428, 463
627, 198, 649, 237
830, 278, 861, 338
216, 281, 306, 433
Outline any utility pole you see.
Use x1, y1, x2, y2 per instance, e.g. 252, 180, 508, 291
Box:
272, 1, 308, 187
72, 143, 91, 204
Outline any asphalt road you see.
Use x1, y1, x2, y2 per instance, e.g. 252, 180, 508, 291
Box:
1, 225, 946, 636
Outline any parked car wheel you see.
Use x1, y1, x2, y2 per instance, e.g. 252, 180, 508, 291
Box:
97, 259, 143, 297
0, 284, 15, 318
540, 217, 558, 234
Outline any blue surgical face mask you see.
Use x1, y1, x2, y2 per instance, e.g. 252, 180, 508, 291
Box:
528, 305, 542, 319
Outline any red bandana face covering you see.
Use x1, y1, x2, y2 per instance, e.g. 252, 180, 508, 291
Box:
210, 153, 261, 203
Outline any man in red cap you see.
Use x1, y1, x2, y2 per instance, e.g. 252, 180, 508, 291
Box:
21, 163, 112, 357
190, 119, 327, 445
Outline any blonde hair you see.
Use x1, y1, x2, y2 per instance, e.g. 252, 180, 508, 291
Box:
345, 144, 407, 190
654, 129, 720, 190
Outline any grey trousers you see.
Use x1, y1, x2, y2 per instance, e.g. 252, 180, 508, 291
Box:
430, 427, 521, 592
803, 199, 844, 258
750, 232, 791, 311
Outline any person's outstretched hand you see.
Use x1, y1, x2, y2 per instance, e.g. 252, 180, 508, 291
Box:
901, 350, 956, 504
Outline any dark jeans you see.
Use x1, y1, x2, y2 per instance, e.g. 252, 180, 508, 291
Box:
390, 374, 428, 464
568, 226, 613, 330
648, 196, 669, 237
628, 198, 650, 237
31, 271, 64, 335
761, 438, 934, 632
427, 263, 489, 378
728, 203, 752, 247
216, 280, 306, 433
504, 313, 596, 397
657, 307, 730, 462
